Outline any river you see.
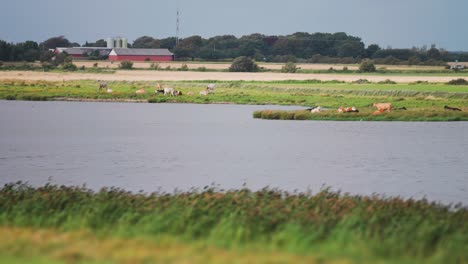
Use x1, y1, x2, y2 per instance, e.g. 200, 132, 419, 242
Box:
1, 100, 467, 205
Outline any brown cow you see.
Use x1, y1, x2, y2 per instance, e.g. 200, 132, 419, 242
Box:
136, 89, 146, 94
373, 103, 392, 113
98, 81, 108, 92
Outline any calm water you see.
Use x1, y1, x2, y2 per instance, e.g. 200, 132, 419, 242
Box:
1, 101, 467, 205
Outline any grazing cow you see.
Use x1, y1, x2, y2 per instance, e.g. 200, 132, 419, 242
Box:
207, 84, 216, 92
155, 89, 165, 94
106, 88, 113, 93
136, 89, 146, 94
98, 81, 108, 92
373, 102, 392, 112
444, 105, 462, 111
311, 106, 322, 113
174, 91, 182, 96
338, 106, 359, 113
199, 89, 209, 96
164, 87, 175, 96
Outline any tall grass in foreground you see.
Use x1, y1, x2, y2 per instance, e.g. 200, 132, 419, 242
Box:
0, 183, 467, 263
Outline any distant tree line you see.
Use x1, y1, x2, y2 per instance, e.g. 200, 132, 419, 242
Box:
1, 33, 468, 65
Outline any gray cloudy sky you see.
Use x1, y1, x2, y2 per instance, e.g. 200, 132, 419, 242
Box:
1, 0, 467, 50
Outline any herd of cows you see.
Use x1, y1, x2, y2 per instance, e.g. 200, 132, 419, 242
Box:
307, 102, 461, 114
98, 81, 215, 96
97, 81, 463, 113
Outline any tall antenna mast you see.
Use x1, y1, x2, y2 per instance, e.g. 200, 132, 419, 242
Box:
176, 7, 180, 47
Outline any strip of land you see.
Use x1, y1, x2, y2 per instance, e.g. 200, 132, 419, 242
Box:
1, 70, 468, 83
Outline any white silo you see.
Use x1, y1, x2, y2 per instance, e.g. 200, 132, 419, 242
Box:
115, 38, 122, 48
122, 38, 128, 49
107, 38, 114, 48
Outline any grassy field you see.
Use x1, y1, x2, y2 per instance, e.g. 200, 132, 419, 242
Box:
1, 79, 467, 121
0, 183, 467, 264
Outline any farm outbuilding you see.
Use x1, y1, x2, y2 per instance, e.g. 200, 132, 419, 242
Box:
55, 47, 112, 59
108, 48, 173, 62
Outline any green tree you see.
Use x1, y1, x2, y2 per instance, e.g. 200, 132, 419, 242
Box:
83, 39, 107, 47
359, 59, 376, 72
281, 62, 299, 73
0, 40, 12, 61
427, 46, 441, 60
229, 56, 259, 72
40, 36, 72, 50
133, 36, 161, 48
174, 35, 203, 60
366, 44, 381, 58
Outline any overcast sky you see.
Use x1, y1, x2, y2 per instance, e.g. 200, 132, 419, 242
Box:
1, 0, 467, 51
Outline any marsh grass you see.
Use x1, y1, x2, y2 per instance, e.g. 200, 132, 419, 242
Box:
0, 183, 466, 264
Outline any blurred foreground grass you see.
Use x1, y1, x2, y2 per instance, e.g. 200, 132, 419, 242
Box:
0, 183, 466, 263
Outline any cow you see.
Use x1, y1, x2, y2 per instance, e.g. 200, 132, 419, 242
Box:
106, 88, 113, 93
155, 89, 165, 94
136, 89, 146, 94
207, 83, 216, 92
338, 107, 359, 113
164, 87, 175, 96
174, 91, 182, 96
98, 81, 108, 92
199, 89, 209, 96
444, 105, 462, 111
373, 103, 392, 112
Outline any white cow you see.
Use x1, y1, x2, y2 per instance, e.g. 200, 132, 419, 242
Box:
207, 84, 215, 92
164, 87, 175, 96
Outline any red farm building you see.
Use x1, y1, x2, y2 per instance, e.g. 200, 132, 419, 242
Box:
108, 48, 173, 62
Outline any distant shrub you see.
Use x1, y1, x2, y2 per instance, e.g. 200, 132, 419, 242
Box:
196, 66, 207, 72
359, 59, 376, 72
342, 66, 348, 71
93, 63, 98, 68
5, 95, 16, 100
62, 62, 77, 71
447, 78, 468, 85
229, 56, 259, 72
150, 63, 160, 70
281, 62, 299, 73
119, 60, 133, 69
179, 63, 189, 71
41, 62, 54, 71
353, 79, 371, 84
378, 79, 397, 84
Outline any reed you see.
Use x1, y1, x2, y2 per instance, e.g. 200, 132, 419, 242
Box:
0, 183, 466, 263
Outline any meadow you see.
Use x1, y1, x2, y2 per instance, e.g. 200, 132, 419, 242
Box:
0, 78, 467, 121
0, 183, 467, 264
